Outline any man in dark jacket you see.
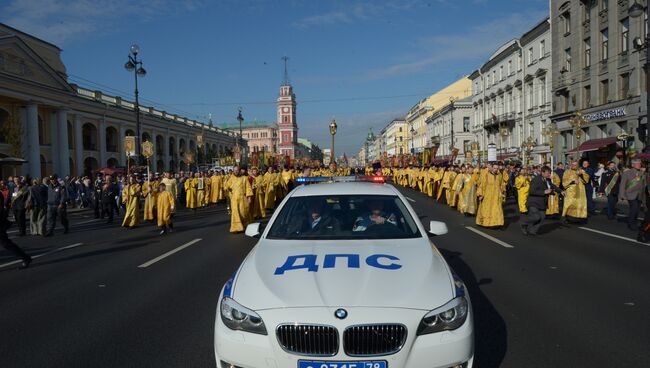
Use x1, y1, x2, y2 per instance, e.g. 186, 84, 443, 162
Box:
0, 190, 31, 268
11, 179, 29, 236
45, 175, 69, 237
619, 159, 646, 231
93, 173, 104, 218
597, 161, 620, 220
521, 166, 563, 235
101, 175, 118, 223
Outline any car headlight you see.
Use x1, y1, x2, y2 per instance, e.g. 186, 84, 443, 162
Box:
416, 297, 469, 335
220, 297, 267, 335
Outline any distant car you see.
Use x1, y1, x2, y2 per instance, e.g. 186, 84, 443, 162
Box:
214, 176, 474, 368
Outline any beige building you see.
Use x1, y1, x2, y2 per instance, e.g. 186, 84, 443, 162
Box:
405, 77, 472, 154
236, 124, 277, 155
383, 118, 408, 156
0, 23, 237, 178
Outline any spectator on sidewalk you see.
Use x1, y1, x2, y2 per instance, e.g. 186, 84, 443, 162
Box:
28, 178, 48, 236
619, 159, 646, 231
598, 162, 620, 220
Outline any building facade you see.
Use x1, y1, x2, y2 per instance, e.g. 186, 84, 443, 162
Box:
405, 77, 472, 154
470, 18, 552, 163
0, 23, 237, 178
550, 0, 647, 163
236, 124, 277, 155
383, 118, 408, 156
426, 96, 474, 163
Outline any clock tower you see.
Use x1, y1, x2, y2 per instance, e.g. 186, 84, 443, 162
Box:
277, 57, 298, 159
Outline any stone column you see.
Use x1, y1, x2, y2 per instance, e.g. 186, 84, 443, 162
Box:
25, 103, 40, 179
58, 109, 70, 176
74, 115, 84, 176
163, 130, 170, 172
50, 111, 60, 175
99, 120, 107, 169
118, 124, 126, 166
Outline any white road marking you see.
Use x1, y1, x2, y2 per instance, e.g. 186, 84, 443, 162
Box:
138, 238, 202, 268
578, 227, 646, 245
465, 226, 514, 248
0, 242, 84, 269
6, 219, 98, 234
405, 197, 416, 203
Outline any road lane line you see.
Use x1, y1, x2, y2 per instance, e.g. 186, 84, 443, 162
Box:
578, 227, 646, 245
138, 238, 202, 268
465, 226, 514, 248
405, 197, 416, 203
0, 242, 84, 269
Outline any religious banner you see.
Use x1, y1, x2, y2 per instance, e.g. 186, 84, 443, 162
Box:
233, 145, 242, 163
124, 136, 136, 157
196, 134, 204, 147
183, 152, 195, 165
142, 141, 154, 159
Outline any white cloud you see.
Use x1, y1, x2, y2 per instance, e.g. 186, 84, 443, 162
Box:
0, 0, 206, 45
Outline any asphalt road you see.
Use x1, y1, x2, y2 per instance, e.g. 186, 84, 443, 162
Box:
0, 186, 648, 368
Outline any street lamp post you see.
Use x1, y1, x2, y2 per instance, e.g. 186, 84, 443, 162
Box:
124, 44, 147, 164
449, 97, 456, 155
629, 0, 650, 152
237, 107, 244, 164
543, 123, 560, 167
329, 119, 337, 164
410, 126, 415, 157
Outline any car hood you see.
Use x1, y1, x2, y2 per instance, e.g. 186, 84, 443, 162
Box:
230, 239, 454, 311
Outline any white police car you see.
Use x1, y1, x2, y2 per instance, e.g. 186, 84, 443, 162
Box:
214, 176, 474, 368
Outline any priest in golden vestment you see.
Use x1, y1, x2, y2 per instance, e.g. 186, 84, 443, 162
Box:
264, 167, 277, 210
545, 168, 561, 216
514, 168, 531, 214
122, 176, 142, 228
209, 172, 222, 204
204, 173, 212, 207
227, 166, 254, 233
449, 168, 463, 208
437, 168, 452, 203
156, 183, 175, 234
142, 174, 159, 222
185, 173, 199, 210
196, 172, 207, 208
445, 169, 459, 206
476, 166, 505, 228
455, 168, 471, 214
561, 161, 590, 222
459, 168, 479, 215
250, 167, 266, 219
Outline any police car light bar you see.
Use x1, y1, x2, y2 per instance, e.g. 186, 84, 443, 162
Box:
296, 175, 386, 184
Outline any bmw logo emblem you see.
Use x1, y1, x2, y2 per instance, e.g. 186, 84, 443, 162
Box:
334, 308, 348, 320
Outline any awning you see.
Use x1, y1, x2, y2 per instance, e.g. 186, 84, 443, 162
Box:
635, 153, 650, 161
567, 137, 618, 153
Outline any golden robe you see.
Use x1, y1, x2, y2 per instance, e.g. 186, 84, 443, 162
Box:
546, 172, 561, 215
252, 175, 266, 219
209, 175, 222, 203
476, 172, 504, 227
455, 173, 471, 213
264, 172, 276, 209
121, 183, 141, 228
449, 172, 463, 207
459, 173, 479, 215
161, 178, 178, 200
196, 177, 207, 207
204, 177, 211, 206
562, 169, 589, 219
514, 175, 531, 214
437, 170, 452, 201
142, 180, 159, 221
156, 191, 174, 227
185, 178, 198, 209
227, 175, 254, 233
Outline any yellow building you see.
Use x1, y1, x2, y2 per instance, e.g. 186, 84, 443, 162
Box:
405, 77, 472, 154
0, 23, 237, 178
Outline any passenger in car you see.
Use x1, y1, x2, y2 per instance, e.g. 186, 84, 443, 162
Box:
291, 199, 341, 235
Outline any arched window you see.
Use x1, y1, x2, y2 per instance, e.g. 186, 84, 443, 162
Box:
82, 123, 98, 151
0, 108, 9, 143
106, 126, 118, 152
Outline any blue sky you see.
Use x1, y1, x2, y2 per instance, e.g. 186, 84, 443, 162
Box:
1, 0, 548, 155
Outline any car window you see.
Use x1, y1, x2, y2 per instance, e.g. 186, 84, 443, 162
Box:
267, 195, 421, 240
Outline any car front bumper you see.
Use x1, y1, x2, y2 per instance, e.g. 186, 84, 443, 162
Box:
214, 304, 474, 368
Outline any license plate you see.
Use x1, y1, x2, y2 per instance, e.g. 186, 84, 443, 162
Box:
298, 361, 387, 368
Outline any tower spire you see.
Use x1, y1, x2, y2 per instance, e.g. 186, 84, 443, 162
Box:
282, 56, 290, 86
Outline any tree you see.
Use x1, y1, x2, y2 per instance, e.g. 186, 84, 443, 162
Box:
0, 109, 23, 157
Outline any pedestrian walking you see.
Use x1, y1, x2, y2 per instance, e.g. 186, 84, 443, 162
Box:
101, 175, 118, 223
45, 175, 69, 237
0, 190, 31, 269
618, 159, 646, 231
93, 173, 103, 218
11, 179, 29, 236
597, 162, 620, 220
156, 183, 174, 235
521, 166, 563, 235
28, 178, 48, 236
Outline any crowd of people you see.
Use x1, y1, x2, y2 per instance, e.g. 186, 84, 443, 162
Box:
385, 158, 647, 239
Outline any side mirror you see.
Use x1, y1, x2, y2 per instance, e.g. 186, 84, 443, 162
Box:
429, 221, 448, 236
245, 223, 261, 238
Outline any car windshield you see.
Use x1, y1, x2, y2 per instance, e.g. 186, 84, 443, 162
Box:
267, 195, 421, 240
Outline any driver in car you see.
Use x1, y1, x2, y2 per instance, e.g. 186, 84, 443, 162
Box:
291, 199, 341, 235
352, 199, 397, 232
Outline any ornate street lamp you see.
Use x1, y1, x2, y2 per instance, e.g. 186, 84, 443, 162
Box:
522, 136, 536, 165
569, 111, 589, 159
410, 125, 415, 155
124, 44, 147, 163
329, 118, 337, 163
543, 123, 560, 166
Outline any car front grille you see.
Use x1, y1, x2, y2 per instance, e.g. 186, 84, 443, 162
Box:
276, 324, 339, 356
343, 324, 407, 356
